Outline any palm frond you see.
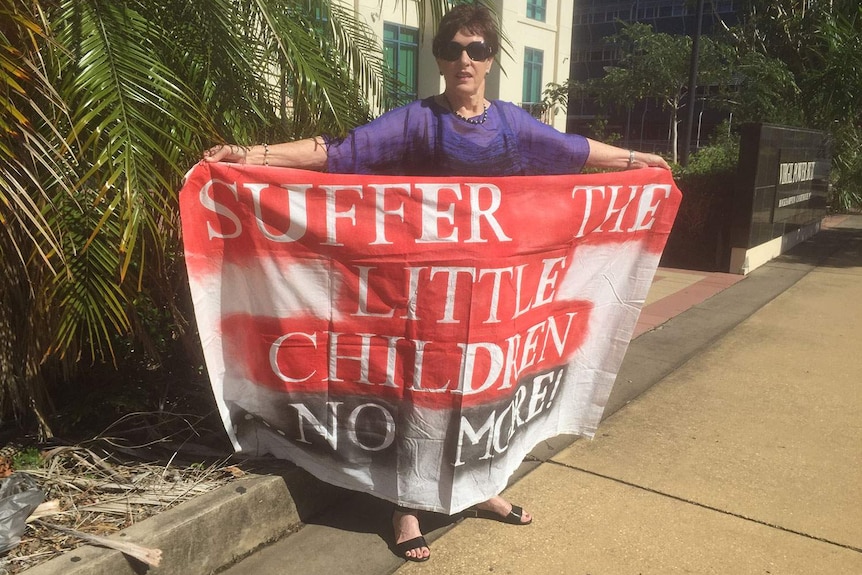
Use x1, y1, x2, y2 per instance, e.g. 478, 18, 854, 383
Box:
1, 0, 471, 432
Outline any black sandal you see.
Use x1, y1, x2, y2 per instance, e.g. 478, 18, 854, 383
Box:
393, 506, 431, 562
465, 504, 532, 525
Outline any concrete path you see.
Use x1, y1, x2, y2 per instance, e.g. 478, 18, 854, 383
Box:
396, 215, 862, 574
215, 216, 862, 575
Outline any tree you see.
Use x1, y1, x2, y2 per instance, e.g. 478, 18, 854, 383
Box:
714, 48, 801, 126
0, 0, 460, 436
816, 9, 862, 209
584, 23, 732, 163
731, 0, 862, 208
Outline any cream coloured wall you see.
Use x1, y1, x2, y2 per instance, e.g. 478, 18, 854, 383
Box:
495, 0, 572, 131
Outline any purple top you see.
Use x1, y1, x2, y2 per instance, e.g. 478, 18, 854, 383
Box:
324, 97, 590, 177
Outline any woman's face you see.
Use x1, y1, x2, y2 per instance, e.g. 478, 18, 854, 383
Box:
437, 29, 494, 97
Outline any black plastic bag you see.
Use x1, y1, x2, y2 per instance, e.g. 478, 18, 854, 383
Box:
0, 472, 46, 554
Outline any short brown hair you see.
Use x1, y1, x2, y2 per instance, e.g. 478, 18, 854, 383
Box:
432, 4, 500, 58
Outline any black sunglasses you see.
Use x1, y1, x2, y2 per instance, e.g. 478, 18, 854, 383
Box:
438, 41, 493, 62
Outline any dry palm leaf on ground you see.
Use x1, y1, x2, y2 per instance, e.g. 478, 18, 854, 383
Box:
0, 411, 244, 574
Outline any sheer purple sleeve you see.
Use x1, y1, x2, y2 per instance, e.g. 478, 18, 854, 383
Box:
325, 101, 436, 175
495, 101, 590, 175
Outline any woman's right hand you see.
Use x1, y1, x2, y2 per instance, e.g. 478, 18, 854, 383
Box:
200, 138, 329, 170
203, 144, 248, 163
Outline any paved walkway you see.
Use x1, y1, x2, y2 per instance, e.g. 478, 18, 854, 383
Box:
394, 214, 862, 574
635, 267, 742, 338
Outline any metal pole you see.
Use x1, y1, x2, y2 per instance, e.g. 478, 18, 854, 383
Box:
680, 0, 705, 167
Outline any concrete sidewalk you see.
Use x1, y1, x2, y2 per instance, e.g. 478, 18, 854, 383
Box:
24, 216, 861, 575
394, 214, 862, 575
214, 215, 861, 575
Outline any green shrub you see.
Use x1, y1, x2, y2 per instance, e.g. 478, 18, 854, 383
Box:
829, 124, 862, 212
662, 127, 740, 271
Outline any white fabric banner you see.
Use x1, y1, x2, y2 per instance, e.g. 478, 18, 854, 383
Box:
180, 163, 681, 514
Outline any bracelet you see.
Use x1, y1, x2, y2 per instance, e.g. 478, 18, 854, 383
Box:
263, 143, 269, 166
627, 149, 635, 169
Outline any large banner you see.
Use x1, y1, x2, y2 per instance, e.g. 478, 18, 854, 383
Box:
179, 163, 681, 514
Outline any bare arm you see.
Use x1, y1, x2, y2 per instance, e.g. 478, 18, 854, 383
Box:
203, 137, 329, 170
584, 138, 670, 171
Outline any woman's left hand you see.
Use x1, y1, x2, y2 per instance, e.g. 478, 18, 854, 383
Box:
633, 152, 671, 171
584, 139, 671, 171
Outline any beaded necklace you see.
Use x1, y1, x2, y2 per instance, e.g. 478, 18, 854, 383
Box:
442, 94, 488, 125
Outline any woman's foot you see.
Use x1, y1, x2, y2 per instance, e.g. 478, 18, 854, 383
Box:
470, 495, 532, 525
393, 508, 431, 562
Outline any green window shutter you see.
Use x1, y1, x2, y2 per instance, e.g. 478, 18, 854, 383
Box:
383, 23, 419, 108
523, 47, 544, 117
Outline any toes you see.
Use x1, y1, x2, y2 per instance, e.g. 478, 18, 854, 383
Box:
477, 497, 532, 524
393, 509, 430, 560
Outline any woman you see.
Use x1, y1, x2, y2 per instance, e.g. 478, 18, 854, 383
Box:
205, 4, 669, 563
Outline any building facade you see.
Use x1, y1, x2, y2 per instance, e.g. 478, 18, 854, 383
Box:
341, 1, 746, 147
346, 0, 573, 132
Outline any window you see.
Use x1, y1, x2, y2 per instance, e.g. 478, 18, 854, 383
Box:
526, 0, 546, 22
639, 6, 657, 19
383, 23, 419, 108
714, 0, 735, 13
522, 47, 544, 118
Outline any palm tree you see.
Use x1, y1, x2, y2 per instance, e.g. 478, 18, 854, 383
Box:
2, 0, 464, 436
